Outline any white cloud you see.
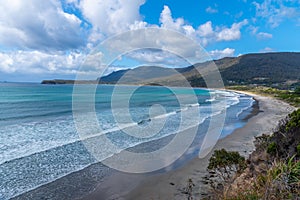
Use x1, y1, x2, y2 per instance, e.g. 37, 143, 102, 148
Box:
216, 19, 248, 41
0, 2, 249, 79
100, 28, 203, 61
0, 54, 15, 73
249, 25, 259, 35
80, 0, 146, 43
249, 26, 273, 39
256, 32, 273, 39
79, 5, 247, 68
126, 49, 189, 66
253, 0, 300, 28
66, 0, 80, 4
205, 6, 218, 14
209, 48, 235, 59
160, 6, 186, 31
0, 0, 85, 51
129, 21, 149, 30
197, 21, 214, 37
0, 51, 85, 75
159, 6, 247, 46
196, 21, 216, 46
260, 47, 274, 52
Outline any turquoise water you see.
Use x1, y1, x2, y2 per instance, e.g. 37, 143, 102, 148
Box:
0, 83, 254, 199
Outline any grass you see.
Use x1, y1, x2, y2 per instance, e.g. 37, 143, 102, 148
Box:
226, 157, 300, 200
205, 109, 300, 200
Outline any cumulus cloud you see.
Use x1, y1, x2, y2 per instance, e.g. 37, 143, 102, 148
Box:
0, 51, 85, 75
159, 6, 248, 46
0, 0, 149, 78
160, 5, 182, 29
0, 49, 122, 81
84, 5, 246, 67
0, 53, 15, 73
0, 2, 249, 79
99, 28, 206, 63
216, 19, 248, 41
0, 0, 86, 51
197, 21, 214, 37
159, 5, 196, 37
197, 19, 248, 46
209, 48, 235, 59
80, 0, 146, 43
253, 0, 300, 28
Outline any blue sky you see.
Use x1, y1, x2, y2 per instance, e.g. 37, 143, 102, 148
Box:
0, 0, 299, 82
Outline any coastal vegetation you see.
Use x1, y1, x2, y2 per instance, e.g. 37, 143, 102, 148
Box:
205, 149, 247, 199
204, 109, 300, 199
227, 85, 300, 107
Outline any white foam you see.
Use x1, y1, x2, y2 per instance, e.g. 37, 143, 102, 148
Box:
1, 90, 253, 199
205, 97, 216, 102
1, 90, 242, 165
236, 97, 255, 118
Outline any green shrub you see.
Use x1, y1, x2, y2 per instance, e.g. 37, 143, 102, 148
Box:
286, 109, 300, 131
294, 87, 300, 95
267, 142, 277, 155
206, 109, 300, 199
297, 144, 300, 156
206, 149, 247, 199
208, 149, 247, 176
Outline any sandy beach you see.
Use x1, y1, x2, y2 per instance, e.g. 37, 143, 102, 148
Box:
12, 92, 296, 200
121, 91, 296, 200
1, 1, 299, 198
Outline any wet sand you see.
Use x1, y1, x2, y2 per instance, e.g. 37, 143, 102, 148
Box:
12, 92, 295, 200
123, 91, 295, 200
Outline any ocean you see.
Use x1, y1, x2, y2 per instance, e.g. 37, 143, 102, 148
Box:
0, 83, 254, 199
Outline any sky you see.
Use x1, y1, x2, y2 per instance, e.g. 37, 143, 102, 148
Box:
0, 0, 299, 82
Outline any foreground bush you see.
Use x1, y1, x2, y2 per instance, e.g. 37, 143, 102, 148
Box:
205, 109, 300, 199
227, 157, 300, 200
205, 149, 246, 199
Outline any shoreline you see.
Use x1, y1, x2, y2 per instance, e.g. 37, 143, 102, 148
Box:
122, 91, 295, 200
11, 91, 295, 200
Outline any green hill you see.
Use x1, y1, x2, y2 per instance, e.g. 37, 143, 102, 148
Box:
98, 52, 300, 89
43, 52, 300, 89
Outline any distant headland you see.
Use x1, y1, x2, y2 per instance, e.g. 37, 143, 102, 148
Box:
41, 52, 300, 89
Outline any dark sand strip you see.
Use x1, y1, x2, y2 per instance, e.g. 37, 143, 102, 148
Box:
123, 92, 295, 200
12, 92, 295, 200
